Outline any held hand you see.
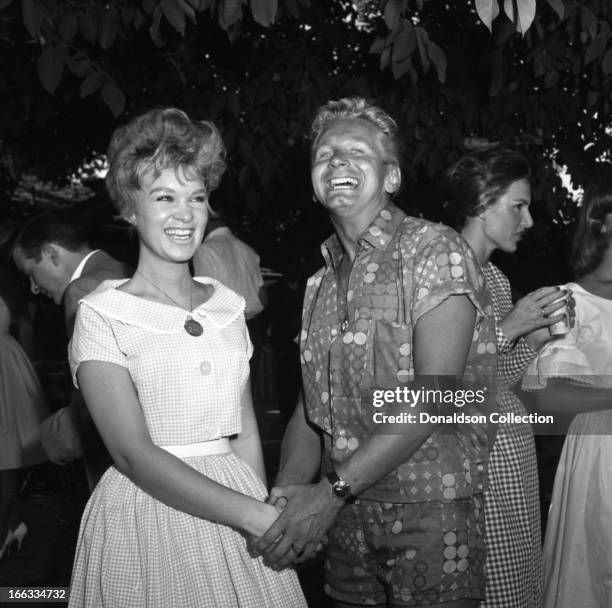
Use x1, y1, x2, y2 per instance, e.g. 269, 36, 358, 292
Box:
500, 286, 573, 343
252, 481, 341, 568
247, 501, 281, 538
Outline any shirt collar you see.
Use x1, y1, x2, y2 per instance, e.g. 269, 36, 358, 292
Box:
70, 250, 101, 283
320, 202, 406, 268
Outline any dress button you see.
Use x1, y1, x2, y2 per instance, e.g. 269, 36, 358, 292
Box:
199, 361, 212, 375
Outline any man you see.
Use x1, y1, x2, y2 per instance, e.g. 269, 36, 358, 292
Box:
12, 211, 130, 490
254, 98, 498, 607
192, 217, 266, 320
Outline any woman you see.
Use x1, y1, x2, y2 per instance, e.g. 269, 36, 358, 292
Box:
524, 178, 612, 608
0, 261, 49, 559
443, 148, 571, 607
67, 108, 306, 607
258, 97, 499, 607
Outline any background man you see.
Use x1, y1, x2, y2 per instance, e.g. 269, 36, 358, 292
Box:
12, 212, 130, 490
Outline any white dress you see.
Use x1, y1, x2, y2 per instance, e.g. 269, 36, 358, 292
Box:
524, 282, 612, 608
67, 278, 307, 608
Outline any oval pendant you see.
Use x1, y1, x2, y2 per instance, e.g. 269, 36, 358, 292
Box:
184, 318, 203, 337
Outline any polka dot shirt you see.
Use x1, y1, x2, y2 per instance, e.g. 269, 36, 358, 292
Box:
300, 203, 497, 503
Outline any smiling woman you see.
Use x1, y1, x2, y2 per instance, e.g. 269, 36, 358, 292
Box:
65, 108, 307, 608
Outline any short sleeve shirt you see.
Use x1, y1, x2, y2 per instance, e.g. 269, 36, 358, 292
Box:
300, 203, 497, 503
69, 278, 252, 446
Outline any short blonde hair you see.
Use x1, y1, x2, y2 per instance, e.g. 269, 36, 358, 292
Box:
310, 97, 401, 166
106, 108, 226, 218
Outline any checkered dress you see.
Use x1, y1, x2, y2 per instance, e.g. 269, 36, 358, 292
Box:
480, 264, 543, 608
67, 278, 306, 608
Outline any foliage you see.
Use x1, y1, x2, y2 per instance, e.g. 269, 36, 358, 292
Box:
2, 0, 612, 288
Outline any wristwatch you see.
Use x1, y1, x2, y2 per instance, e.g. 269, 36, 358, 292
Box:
326, 470, 353, 502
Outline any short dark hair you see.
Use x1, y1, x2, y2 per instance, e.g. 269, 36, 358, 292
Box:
571, 177, 612, 278
106, 107, 226, 218
442, 148, 531, 229
12, 212, 89, 262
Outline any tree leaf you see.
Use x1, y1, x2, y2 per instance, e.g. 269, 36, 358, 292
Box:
80, 71, 105, 98
546, 0, 564, 20
59, 11, 78, 42
384, 0, 407, 30
220, 0, 243, 29
22, 0, 44, 39
177, 0, 196, 21
100, 81, 126, 117
99, 9, 120, 49
37, 46, 64, 94
585, 33, 609, 65
392, 56, 412, 79
581, 7, 597, 40
391, 21, 415, 65
149, 6, 164, 46
415, 27, 430, 74
427, 40, 447, 82
369, 36, 385, 55
79, 9, 97, 45
603, 48, 612, 75
161, 0, 186, 34
504, 0, 536, 35
475, 0, 500, 34
251, 0, 277, 27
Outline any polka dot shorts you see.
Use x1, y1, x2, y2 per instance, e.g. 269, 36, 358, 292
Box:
324, 496, 486, 606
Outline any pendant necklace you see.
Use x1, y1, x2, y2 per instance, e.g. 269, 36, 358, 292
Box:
135, 270, 204, 337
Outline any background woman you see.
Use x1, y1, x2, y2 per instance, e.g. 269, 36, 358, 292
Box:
524, 177, 612, 608
67, 108, 306, 607
443, 148, 571, 608
0, 259, 49, 559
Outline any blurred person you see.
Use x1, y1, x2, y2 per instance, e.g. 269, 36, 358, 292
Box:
523, 177, 612, 608
0, 262, 50, 559
254, 97, 498, 608
12, 213, 130, 490
193, 216, 266, 321
443, 148, 573, 607
66, 108, 306, 607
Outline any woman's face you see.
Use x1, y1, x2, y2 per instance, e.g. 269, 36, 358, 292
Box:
311, 117, 400, 223
129, 166, 209, 265
480, 178, 533, 253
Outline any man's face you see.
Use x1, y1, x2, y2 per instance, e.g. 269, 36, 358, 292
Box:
13, 245, 70, 305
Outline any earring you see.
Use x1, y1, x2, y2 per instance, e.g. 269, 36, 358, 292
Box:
312, 194, 318, 202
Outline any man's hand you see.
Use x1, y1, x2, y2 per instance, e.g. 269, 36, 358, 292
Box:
252, 481, 342, 568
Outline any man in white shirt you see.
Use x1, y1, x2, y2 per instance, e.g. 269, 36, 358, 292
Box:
12, 212, 129, 489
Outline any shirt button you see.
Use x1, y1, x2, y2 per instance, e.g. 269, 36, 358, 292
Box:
200, 361, 212, 375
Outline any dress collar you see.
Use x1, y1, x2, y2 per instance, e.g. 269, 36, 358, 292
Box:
80, 277, 245, 333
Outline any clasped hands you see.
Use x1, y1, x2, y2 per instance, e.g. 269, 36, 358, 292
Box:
250, 480, 342, 568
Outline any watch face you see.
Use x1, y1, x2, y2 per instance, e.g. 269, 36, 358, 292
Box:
332, 480, 351, 498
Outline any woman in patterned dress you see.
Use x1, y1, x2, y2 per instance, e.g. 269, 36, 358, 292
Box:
442, 148, 572, 607
67, 108, 306, 607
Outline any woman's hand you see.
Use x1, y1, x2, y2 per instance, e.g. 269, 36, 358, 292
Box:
246, 501, 281, 538
500, 286, 574, 345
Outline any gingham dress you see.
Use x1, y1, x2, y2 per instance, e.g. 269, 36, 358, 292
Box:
480, 264, 543, 607
67, 278, 306, 608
